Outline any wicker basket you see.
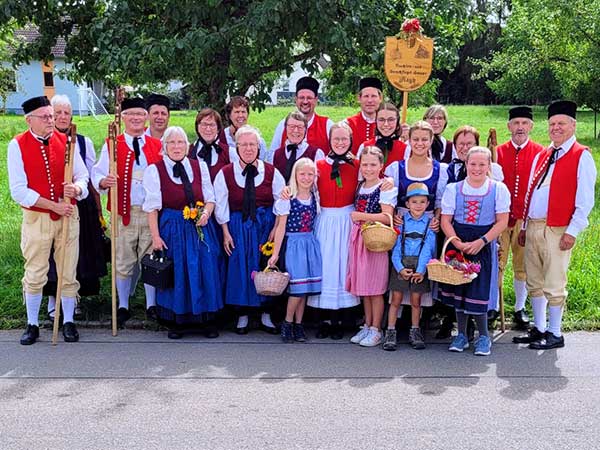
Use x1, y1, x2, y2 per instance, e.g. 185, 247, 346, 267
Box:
253, 266, 290, 296
361, 213, 397, 252
426, 236, 474, 285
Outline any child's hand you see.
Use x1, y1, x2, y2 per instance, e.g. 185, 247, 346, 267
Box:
350, 211, 364, 223
380, 177, 395, 191
399, 268, 413, 280
393, 213, 404, 227
280, 186, 292, 200
429, 216, 440, 232
411, 273, 424, 283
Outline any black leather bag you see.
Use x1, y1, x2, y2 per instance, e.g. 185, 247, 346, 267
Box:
141, 250, 174, 289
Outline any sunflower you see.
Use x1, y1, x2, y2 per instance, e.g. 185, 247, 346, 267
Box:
196, 201, 204, 208
189, 208, 198, 220
183, 206, 191, 220
260, 241, 275, 256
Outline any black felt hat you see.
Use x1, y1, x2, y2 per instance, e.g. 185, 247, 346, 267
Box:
121, 97, 147, 112
548, 100, 577, 119
359, 77, 383, 92
508, 106, 533, 121
145, 93, 170, 110
22, 96, 50, 114
296, 76, 320, 96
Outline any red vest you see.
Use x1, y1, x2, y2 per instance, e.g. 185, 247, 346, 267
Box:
221, 163, 275, 211
524, 141, 588, 227
281, 113, 330, 152
362, 138, 407, 172
16, 130, 74, 221
106, 135, 163, 225
272, 144, 319, 181
497, 139, 544, 226
155, 158, 204, 210
317, 159, 359, 207
188, 139, 230, 181
346, 112, 376, 155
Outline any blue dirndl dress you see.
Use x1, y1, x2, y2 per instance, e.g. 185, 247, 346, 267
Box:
395, 159, 440, 215
284, 195, 322, 296
439, 180, 497, 315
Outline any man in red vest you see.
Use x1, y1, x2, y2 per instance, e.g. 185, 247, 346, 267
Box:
8, 96, 90, 344
92, 98, 163, 327
270, 76, 333, 154
493, 106, 544, 328
514, 100, 596, 349
344, 77, 383, 154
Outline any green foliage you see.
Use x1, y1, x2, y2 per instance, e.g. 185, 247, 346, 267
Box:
475, 0, 600, 110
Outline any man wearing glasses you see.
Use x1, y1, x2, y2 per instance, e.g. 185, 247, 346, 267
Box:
92, 98, 163, 328
270, 76, 333, 155
8, 96, 89, 345
344, 77, 383, 154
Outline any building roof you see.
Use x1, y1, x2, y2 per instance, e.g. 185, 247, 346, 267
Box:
14, 26, 67, 58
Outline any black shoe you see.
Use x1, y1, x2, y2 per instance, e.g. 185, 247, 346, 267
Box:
435, 321, 453, 339
293, 323, 307, 342
146, 306, 157, 322
260, 323, 278, 335
203, 324, 219, 339
513, 309, 530, 329
330, 323, 344, 340
20, 324, 40, 345
281, 321, 294, 343
235, 326, 249, 335
62, 322, 80, 343
315, 322, 330, 339
467, 317, 476, 342
168, 330, 183, 339
529, 331, 565, 350
513, 327, 544, 344
117, 307, 131, 329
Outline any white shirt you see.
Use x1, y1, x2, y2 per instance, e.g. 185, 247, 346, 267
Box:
269, 113, 334, 152
384, 160, 449, 210
526, 135, 596, 237
191, 138, 239, 167
404, 136, 458, 161
224, 127, 268, 161
213, 160, 287, 224
8, 130, 89, 207
74, 135, 96, 175
268, 140, 326, 164
441, 178, 511, 215
92, 132, 153, 206
511, 138, 529, 150
142, 157, 215, 212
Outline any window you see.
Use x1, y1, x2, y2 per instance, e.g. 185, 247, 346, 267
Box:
43, 71, 54, 87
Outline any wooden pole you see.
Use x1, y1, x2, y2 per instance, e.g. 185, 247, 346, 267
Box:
52, 124, 77, 345
401, 91, 409, 124
108, 122, 118, 337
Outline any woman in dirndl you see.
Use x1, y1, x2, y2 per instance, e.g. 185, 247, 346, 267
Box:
143, 126, 223, 339
439, 146, 509, 356
308, 121, 360, 340
213, 125, 286, 335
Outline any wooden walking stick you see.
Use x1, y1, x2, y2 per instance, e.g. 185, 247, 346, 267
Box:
487, 127, 505, 333
52, 124, 77, 346
109, 87, 125, 336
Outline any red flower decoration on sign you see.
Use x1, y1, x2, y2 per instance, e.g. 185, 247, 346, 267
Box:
401, 18, 421, 34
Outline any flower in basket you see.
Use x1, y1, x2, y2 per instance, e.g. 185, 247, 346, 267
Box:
444, 251, 481, 279
260, 241, 275, 256
183, 201, 206, 242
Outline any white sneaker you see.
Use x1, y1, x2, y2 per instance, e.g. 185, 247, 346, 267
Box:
350, 325, 370, 344
360, 327, 382, 347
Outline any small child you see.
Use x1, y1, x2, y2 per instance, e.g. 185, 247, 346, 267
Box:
383, 182, 437, 351
269, 158, 322, 343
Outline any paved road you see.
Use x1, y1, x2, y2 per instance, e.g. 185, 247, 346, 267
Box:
1, 329, 599, 450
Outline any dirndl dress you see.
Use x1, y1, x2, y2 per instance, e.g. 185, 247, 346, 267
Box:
284, 196, 322, 296
345, 185, 390, 296
156, 208, 223, 324
439, 180, 497, 315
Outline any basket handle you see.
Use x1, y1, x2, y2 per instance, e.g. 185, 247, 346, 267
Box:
263, 265, 280, 273
440, 235, 461, 259
372, 212, 395, 231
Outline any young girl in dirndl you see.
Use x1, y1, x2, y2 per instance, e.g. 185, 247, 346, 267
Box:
269, 158, 322, 343
346, 146, 397, 347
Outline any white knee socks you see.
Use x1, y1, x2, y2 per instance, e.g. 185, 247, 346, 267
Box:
237, 315, 249, 328
261, 312, 274, 328
531, 296, 548, 332
116, 277, 132, 309
514, 279, 528, 311
548, 306, 564, 337
144, 284, 156, 309
25, 293, 43, 326
62, 297, 76, 323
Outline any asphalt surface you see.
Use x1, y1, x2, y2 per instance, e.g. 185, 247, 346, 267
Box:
1, 329, 599, 450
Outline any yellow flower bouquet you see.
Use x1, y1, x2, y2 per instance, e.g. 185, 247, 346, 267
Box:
183, 201, 206, 243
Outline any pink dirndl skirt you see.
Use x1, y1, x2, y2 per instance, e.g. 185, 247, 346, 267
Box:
345, 223, 389, 296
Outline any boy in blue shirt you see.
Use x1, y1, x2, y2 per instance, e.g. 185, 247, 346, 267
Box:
383, 182, 437, 350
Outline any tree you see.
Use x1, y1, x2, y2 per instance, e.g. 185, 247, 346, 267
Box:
475, 0, 600, 112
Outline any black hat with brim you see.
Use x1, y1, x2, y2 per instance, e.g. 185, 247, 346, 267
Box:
359, 77, 383, 92
508, 106, 533, 121
122, 97, 147, 112
145, 93, 170, 110
296, 76, 319, 96
22, 96, 50, 114
548, 100, 577, 120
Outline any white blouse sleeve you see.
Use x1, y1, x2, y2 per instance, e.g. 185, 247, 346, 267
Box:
274, 198, 291, 215
379, 187, 398, 206
213, 170, 230, 224
383, 161, 399, 185
436, 163, 449, 210
271, 168, 287, 215
83, 137, 96, 175
92, 142, 109, 194
494, 181, 511, 214
72, 150, 89, 201
441, 182, 458, 215
7, 138, 40, 207
491, 162, 504, 182
315, 148, 326, 162
142, 164, 162, 212
198, 161, 215, 203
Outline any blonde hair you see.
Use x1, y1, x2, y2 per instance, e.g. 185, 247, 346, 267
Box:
409, 120, 434, 140
360, 145, 384, 164
466, 146, 493, 177
288, 157, 320, 213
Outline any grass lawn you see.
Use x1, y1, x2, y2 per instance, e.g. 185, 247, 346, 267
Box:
1, 105, 599, 329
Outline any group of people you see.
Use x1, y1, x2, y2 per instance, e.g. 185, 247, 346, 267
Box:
8, 75, 596, 356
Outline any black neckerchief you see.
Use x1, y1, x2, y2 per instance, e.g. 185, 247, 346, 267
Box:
431, 135, 444, 161
328, 151, 353, 181
284, 143, 299, 183
172, 158, 195, 206
241, 162, 259, 221
193, 136, 221, 166
452, 158, 467, 182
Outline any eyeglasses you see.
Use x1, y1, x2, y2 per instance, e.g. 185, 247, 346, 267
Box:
377, 117, 397, 124
165, 140, 187, 146
29, 114, 54, 121
427, 116, 446, 122
287, 124, 305, 131
238, 143, 258, 149
297, 96, 316, 102
332, 137, 350, 143
457, 142, 476, 148
123, 111, 147, 117
199, 122, 218, 129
